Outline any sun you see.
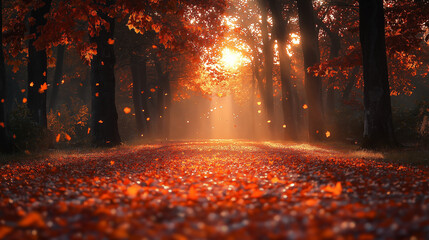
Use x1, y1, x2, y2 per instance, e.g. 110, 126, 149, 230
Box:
220, 48, 243, 69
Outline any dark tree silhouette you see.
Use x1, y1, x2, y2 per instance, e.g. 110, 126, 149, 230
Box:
267, 0, 298, 140
359, 0, 397, 148
315, 17, 341, 120
296, 0, 325, 141
130, 54, 150, 137
90, 0, 121, 147
155, 59, 171, 139
49, 45, 65, 110
0, 0, 12, 153
260, 2, 275, 131
27, 0, 52, 128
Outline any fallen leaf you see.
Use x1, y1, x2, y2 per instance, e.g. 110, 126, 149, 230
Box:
322, 182, 342, 196
18, 212, 46, 228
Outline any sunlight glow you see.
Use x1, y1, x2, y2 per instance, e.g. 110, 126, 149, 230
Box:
290, 33, 300, 45
220, 48, 244, 69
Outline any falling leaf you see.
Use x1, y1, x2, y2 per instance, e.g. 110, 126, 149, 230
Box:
65, 134, 71, 141
325, 131, 331, 138
0, 122, 4, 128
38, 82, 48, 93
108, 38, 115, 45
56, 134, 61, 142
302, 104, 308, 109
22, 98, 27, 103
123, 107, 131, 114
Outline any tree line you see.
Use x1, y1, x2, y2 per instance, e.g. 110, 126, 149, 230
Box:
0, 0, 428, 153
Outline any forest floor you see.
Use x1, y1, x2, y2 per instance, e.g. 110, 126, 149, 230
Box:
0, 140, 428, 239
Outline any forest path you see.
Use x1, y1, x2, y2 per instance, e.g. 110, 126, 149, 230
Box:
0, 140, 428, 239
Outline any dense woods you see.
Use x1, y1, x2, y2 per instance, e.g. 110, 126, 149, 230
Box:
0, 0, 427, 150
0, 1, 428, 239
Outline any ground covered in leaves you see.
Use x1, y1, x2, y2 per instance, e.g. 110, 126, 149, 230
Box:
0, 140, 428, 239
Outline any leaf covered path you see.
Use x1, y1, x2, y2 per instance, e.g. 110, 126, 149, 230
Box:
0, 141, 428, 239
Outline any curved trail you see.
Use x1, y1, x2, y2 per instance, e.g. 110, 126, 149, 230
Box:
0, 140, 428, 239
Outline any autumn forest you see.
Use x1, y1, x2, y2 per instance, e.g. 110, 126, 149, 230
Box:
0, 0, 428, 239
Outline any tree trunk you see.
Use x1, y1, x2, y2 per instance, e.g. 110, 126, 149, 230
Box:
90, 1, 121, 147
249, 72, 256, 139
342, 66, 360, 101
359, 0, 397, 148
296, 0, 325, 141
155, 60, 171, 139
49, 45, 65, 110
316, 17, 341, 120
163, 73, 171, 139
326, 32, 341, 121
268, 0, 298, 140
278, 41, 298, 140
252, 53, 265, 99
27, 0, 51, 128
78, 69, 89, 104
0, 0, 12, 153
130, 55, 150, 137
260, 5, 275, 129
